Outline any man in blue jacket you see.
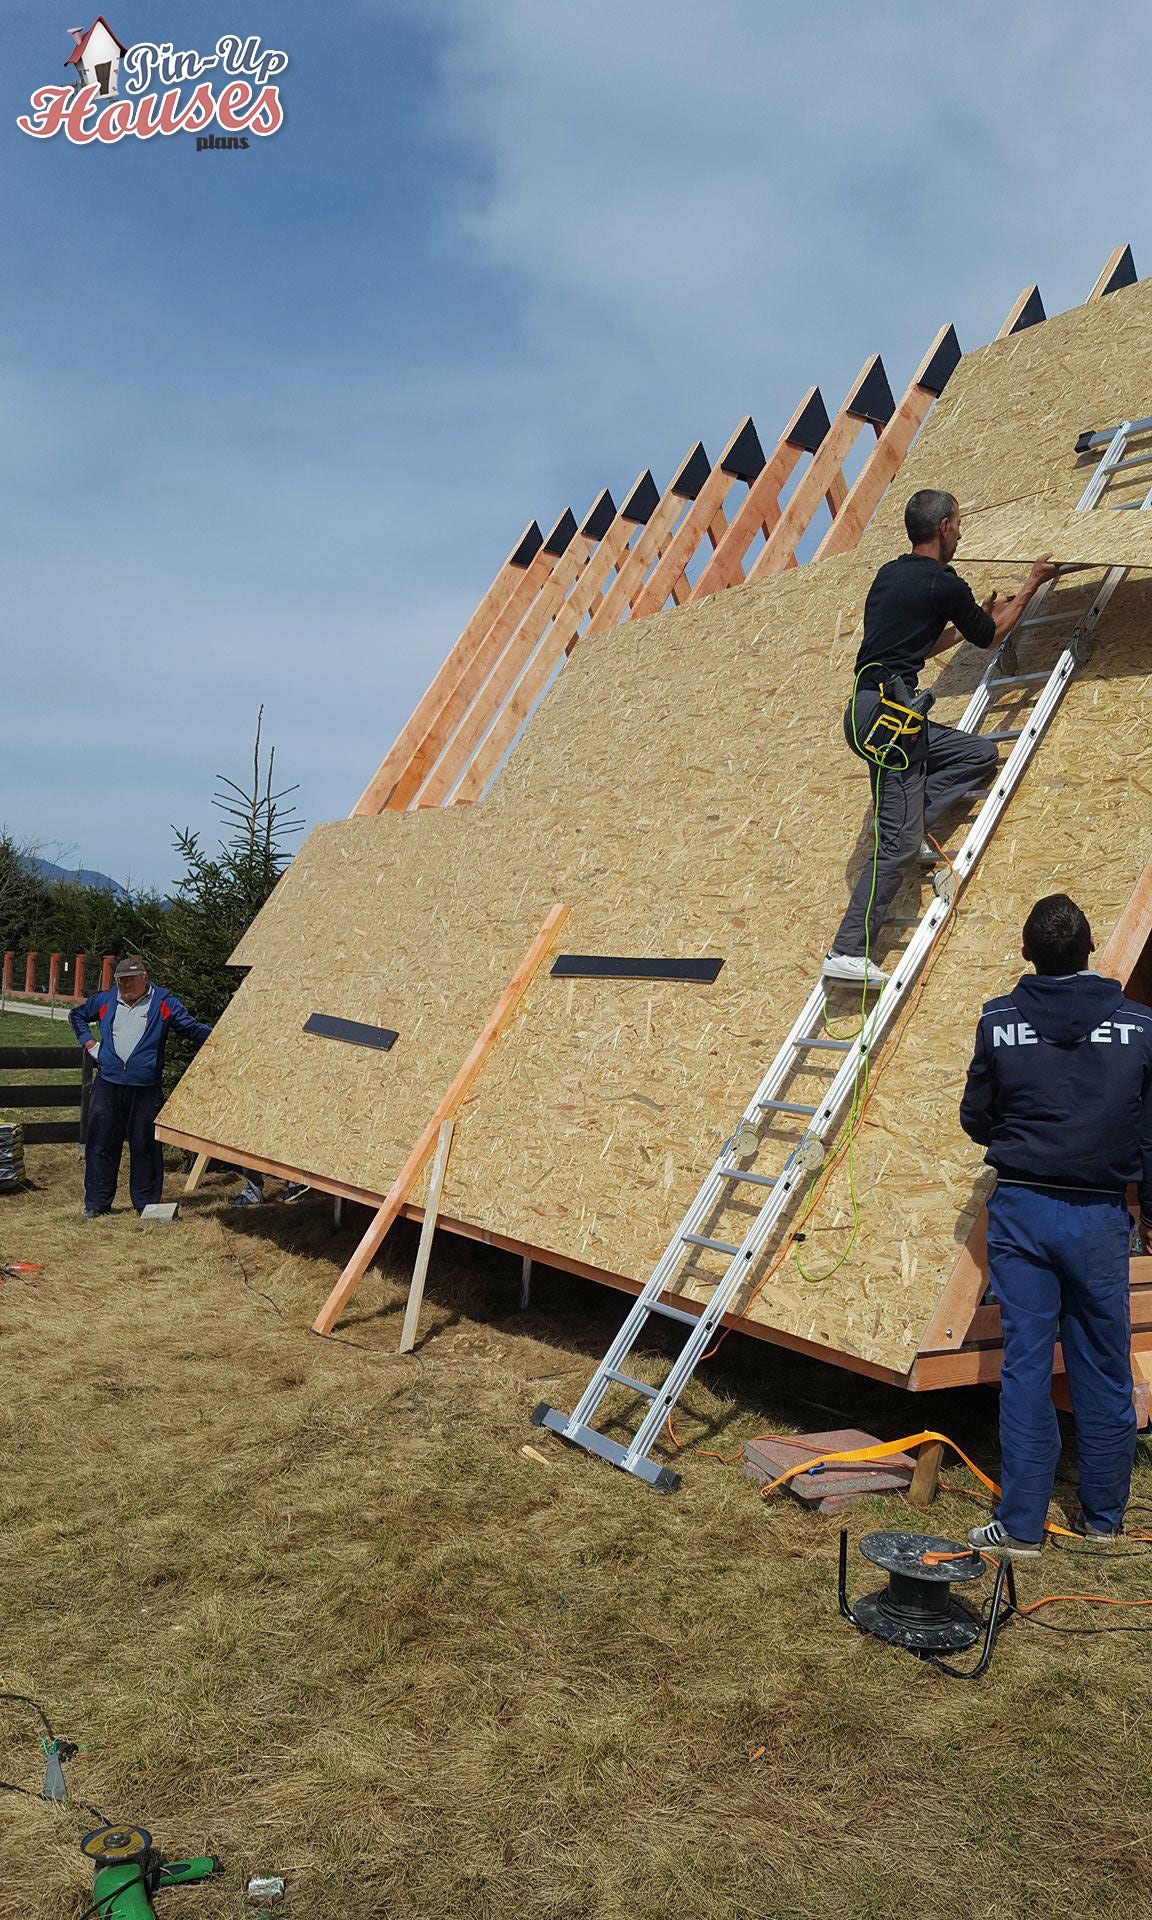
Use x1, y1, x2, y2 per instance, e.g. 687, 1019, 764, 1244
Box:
959, 894, 1152, 1555
70, 956, 212, 1216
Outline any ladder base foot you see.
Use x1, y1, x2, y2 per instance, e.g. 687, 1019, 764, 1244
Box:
530, 1405, 681, 1492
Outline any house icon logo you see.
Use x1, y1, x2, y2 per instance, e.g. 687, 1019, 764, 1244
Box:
65, 16, 127, 99
19, 20, 287, 145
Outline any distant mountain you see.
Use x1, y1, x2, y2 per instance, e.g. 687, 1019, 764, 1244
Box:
23, 855, 129, 897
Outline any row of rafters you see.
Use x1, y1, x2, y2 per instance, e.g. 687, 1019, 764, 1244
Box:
352, 244, 1138, 819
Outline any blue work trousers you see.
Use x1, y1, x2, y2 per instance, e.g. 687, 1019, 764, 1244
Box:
987, 1183, 1136, 1541
84, 1077, 165, 1214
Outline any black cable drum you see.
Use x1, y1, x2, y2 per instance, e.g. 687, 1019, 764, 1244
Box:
0, 1122, 25, 1191
852, 1530, 986, 1654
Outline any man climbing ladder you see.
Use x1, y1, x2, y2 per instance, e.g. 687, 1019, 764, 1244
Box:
823, 489, 1057, 984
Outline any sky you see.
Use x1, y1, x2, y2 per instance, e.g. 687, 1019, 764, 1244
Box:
4, 0, 1152, 890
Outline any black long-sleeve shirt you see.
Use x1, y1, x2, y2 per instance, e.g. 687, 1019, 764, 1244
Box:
853, 553, 997, 692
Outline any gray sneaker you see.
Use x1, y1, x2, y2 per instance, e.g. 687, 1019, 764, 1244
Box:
281, 1181, 311, 1204
229, 1179, 264, 1209
1069, 1506, 1123, 1542
968, 1518, 1043, 1559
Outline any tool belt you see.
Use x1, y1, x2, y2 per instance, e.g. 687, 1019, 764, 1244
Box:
858, 675, 935, 763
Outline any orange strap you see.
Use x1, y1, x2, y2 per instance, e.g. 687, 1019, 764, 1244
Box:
756, 1428, 1144, 1543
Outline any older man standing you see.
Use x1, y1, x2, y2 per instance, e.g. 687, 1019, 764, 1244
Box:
69, 956, 212, 1217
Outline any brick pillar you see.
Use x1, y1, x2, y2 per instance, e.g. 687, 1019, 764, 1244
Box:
74, 954, 87, 998
24, 953, 36, 994
100, 955, 114, 990
2, 953, 12, 995
47, 953, 61, 998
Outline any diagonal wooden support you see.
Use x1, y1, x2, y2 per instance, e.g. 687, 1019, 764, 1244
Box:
691, 390, 831, 599
351, 519, 543, 815
353, 514, 575, 816
184, 1150, 210, 1196
398, 1117, 456, 1353
747, 355, 896, 580
584, 456, 707, 634
414, 492, 615, 808
630, 418, 766, 618
311, 904, 569, 1336
446, 476, 661, 805
1088, 241, 1137, 302
812, 325, 961, 562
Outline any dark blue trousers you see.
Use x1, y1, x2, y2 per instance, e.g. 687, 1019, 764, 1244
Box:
987, 1183, 1136, 1541
84, 1078, 165, 1214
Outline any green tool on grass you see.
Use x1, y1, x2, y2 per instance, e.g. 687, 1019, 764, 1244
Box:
80, 1826, 222, 1917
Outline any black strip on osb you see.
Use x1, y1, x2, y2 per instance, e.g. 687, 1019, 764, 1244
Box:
304, 1013, 399, 1050
550, 955, 725, 983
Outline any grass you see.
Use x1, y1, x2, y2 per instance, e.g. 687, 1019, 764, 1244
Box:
1, 1141, 1151, 1918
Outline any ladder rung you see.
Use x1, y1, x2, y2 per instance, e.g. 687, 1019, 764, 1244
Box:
682, 1233, 741, 1255
1112, 450, 1152, 472
604, 1367, 658, 1398
795, 1036, 852, 1051
983, 729, 1024, 743
987, 670, 1054, 688
1113, 499, 1146, 511
759, 1098, 817, 1116
647, 1299, 699, 1327
719, 1167, 777, 1188
1018, 610, 1077, 629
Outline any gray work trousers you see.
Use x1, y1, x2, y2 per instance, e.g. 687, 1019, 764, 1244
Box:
832, 689, 999, 958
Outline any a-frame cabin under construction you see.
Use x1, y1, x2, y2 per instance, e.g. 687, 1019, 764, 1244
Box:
158, 249, 1152, 1404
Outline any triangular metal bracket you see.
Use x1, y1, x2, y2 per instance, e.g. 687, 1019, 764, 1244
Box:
509, 521, 544, 568
672, 442, 710, 500
784, 387, 831, 453
720, 417, 766, 483
846, 355, 896, 426
543, 508, 577, 555
581, 489, 616, 541
622, 471, 660, 524
915, 324, 962, 397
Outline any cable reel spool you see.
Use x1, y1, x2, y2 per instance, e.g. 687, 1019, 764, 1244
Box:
839, 1530, 1016, 1679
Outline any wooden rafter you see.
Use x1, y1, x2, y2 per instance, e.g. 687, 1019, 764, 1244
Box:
583, 457, 707, 633
747, 355, 896, 579
354, 516, 576, 816
414, 492, 615, 808
445, 475, 665, 805
812, 326, 961, 562
689, 390, 831, 599
630, 418, 766, 619
311, 904, 570, 1336
351, 519, 544, 816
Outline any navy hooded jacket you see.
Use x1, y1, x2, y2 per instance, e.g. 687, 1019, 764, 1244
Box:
69, 984, 211, 1087
960, 972, 1152, 1216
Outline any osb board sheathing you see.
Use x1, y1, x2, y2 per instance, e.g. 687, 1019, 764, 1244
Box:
161, 278, 1152, 1374
950, 500, 1152, 569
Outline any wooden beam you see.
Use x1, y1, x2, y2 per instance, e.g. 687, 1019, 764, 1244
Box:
748, 356, 895, 580
183, 1150, 210, 1196
350, 520, 543, 815
906, 1439, 944, 1508
630, 418, 765, 619
353, 520, 571, 816
398, 1117, 455, 1353
690, 390, 828, 599
445, 474, 663, 806
812, 325, 961, 562
583, 461, 703, 634
413, 510, 605, 809
1088, 242, 1137, 303
311, 904, 570, 1335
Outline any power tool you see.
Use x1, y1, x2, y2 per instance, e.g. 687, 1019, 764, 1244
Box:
80, 1825, 223, 1916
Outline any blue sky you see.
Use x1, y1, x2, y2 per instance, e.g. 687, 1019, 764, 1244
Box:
4, 0, 1151, 888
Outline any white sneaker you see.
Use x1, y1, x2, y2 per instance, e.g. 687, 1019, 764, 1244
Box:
822, 952, 889, 986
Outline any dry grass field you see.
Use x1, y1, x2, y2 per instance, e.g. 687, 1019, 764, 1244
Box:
3, 1037, 1152, 1918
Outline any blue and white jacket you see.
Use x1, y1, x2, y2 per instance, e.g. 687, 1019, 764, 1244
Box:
69, 985, 211, 1087
960, 972, 1152, 1215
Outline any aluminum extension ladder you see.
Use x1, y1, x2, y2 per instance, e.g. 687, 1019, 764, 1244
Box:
533, 416, 1152, 1490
